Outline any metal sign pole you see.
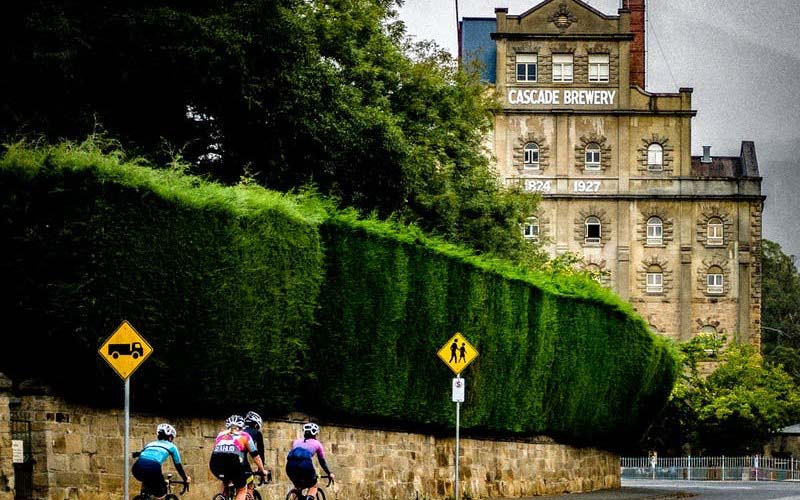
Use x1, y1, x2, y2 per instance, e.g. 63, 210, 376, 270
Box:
124, 377, 130, 500
455, 375, 461, 500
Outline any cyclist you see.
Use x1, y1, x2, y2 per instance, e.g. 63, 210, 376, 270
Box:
210, 414, 269, 500
243, 410, 269, 493
132, 423, 191, 500
285, 422, 335, 500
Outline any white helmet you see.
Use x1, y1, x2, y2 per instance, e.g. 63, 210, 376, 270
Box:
157, 423, 176, 438
302, 422, 320, 436
245, 411, 263, 429
226, 414, 245, 429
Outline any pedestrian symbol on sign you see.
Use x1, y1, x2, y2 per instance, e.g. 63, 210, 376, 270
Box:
437, 333, 478, 375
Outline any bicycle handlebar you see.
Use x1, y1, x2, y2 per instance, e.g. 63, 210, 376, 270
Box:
320, 475, 334, 487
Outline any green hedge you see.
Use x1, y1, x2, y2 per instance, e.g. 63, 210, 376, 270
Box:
0, 143, 325, 415
312, 215, 678, 447
0, 142, 678, 447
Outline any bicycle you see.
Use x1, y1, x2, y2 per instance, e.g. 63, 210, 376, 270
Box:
285, 475, 333, 500
132, 472, 189, 500
213, 470, 271, 500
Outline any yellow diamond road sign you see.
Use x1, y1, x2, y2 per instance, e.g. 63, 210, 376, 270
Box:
98, 321, 153, 380
437, 332, 478, 375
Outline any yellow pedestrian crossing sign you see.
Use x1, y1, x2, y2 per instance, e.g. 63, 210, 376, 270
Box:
98, 321, 153, 380
437, 332, 478, 375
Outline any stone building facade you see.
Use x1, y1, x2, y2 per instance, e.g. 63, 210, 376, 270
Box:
0, 382, 618, 499
461, 0, 763, 345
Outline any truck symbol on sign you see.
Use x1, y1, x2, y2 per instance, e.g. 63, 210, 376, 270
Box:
108, 342, 144, 360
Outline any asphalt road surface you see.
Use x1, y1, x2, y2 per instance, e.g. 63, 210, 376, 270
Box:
622, 479, 800, 499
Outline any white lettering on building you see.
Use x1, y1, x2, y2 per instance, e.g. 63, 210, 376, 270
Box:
508, 89, 616, 107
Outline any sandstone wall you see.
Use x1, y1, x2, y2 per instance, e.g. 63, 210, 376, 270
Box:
9, 395, 619, 499
0, 374, 13, 500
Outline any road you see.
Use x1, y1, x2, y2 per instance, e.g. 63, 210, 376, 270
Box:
622, 479, 800, 499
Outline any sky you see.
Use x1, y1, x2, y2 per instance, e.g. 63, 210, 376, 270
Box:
398, 0, 800, 258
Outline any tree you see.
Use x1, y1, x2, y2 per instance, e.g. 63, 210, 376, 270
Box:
761, 239, 800, 381
641, 338, 800, 456
0, 0, 538, 260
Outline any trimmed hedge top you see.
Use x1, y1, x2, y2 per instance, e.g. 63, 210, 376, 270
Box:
0, 141, 678, 449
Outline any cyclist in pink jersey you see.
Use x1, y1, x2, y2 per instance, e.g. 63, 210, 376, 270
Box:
285, 422, 334, 500
210, 415, 268, 500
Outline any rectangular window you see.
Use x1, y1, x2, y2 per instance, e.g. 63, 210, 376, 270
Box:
708, 224, 724, 245
523, 223, 539, 240
524, 149, 539, 167
646, 273, 663, 293
588, 54, 610, 83
585, 149, 601, 170
647, 225, 663, 245
516, 54, 538, 82
707, 274, 724, 294
551, 54, 573, 82
648, 148, 663, 170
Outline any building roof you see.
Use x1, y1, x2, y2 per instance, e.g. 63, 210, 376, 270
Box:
690, 141, 760, 178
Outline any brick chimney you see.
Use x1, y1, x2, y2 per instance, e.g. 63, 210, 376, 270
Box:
623, 0, 645, 89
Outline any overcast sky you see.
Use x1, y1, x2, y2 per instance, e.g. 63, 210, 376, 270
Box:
398, 0, 800, 258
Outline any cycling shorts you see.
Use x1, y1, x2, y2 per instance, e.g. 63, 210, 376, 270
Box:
210, 452, 248, 489
132, 458, 166, 497
285, 458, 317, 489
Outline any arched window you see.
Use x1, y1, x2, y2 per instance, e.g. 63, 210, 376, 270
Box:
646, 216, 663, 245
647, 144, 663, 171
523, 143, 540, 169
707, 266, 724, 294
523, 216, 539, 241
700, 325, 718, 336
585, 144, 601, 170
585, 216, 601, 244
646, 264, 663, 293
707, 218, 724, 245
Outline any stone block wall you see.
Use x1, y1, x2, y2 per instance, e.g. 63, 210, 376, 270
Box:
0, 374, 13, 500
9, 395, 619, 499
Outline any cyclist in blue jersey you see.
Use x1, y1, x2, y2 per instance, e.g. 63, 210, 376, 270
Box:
132, 423, 191, 499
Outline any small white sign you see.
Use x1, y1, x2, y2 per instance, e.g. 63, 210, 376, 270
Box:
452, 378, 465, 403
12, 440, 24, 463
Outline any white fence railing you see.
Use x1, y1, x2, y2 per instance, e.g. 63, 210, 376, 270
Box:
621, 456, 800, 481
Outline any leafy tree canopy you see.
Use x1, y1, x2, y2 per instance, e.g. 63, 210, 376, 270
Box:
761, 239, 800, 381
641, 337, 800, 456
0, 0, 538, 259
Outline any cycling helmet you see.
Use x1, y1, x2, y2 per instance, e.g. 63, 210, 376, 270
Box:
302, 422, 320, 436
245, 411, 263, 429
157, 423, 176, 438
225, 414, 245, 429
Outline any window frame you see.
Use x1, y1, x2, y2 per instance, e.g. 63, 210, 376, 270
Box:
647, 143, 664, 171
584, 216, 601, 244
516, 53, 538, 82
551, 53, 573, 83
707, 218, 724, 246
646, 217, 663, 245
588, 54, 610, 83
585, 143, 601, 171
523, 143, 540, 169
646, 270, 663, 294
707, 268, 724, 294
523, 216, 540, 241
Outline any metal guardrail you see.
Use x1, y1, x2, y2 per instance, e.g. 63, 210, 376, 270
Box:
621, 456, 800, 482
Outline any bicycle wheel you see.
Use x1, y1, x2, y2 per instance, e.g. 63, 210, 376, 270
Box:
132, 496, 146, 500
164, 495, 179, 500
285, 489, 300, 500
252, 490, 262, 500
316, 488, 326, 500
